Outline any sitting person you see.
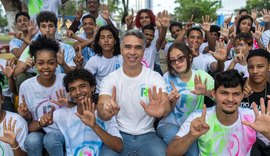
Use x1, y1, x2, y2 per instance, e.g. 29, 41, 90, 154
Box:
48, 69, 123, 156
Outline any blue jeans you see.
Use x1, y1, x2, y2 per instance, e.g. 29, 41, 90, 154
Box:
99, 143, 120, 156
157, 124, 199, 156
24, 129, 65, 156
119, 131, 166, 156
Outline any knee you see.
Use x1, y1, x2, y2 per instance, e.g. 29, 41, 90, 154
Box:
43, 131, 65, 147
24, 132, 44, 149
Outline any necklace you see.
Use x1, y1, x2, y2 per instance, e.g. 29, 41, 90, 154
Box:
36, 76, 56, 100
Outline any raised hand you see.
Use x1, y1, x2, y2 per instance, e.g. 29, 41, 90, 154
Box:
25, 57, 34, 68
57, 49, 65, 65
100, 4, 110, 21
242, 98, 270, 134
140, 86, 165, 118
75, 97, 96, 128
39, 106, 55, 127
251, 24, 265, 40
75, 4, 83, 21
260, 9, 270, 23
9, 27, 24, 41
243, 77, 253, 98
0, 118, 21, 146
50, 88, 69, 107
189, 104, 210, 138
224, 13, 233, 26
27, 20, 38, 39
168, 80, 180, 102
251, 9, 257, 21
201, 15, 212, 32
209, 40, 228, 62
17, 95, 32, 120
184, 14, 194, 30
219, 24, 229, 38
0, 59, 15, 78
73, 45, 84, 69
191, 75, 207, 96
103, 86, 120, 118
125, 9, 134, 29
159, 10, 170, 28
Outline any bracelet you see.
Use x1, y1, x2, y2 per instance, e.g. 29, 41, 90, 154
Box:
11, 145, 20, 150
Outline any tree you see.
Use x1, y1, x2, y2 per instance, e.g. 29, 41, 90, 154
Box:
0, 3, 8, 27
174, 0, 221, 23
245, 0, 270, 12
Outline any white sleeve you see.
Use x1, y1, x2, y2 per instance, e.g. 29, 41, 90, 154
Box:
63, 45, 76, 67
84, 57, 97, 75
106, 117, 122, 139
13, 114, 28, 152
99, 73, 115, 96
152, 72, 167, 93
176, 112, 198, 137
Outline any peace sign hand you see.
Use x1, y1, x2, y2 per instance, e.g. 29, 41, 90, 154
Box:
140, 86, 165, 118
168, 81, 180, 102
191, 75, 207, 96
189, 105, 210, 138
39, 106, 55, 127
0, 118, 22, 146
0, 59, 15, 78
17, 95, 32, 120
73, 45, 84, 69
103, 86, 120, 118
100, 4, 110, 21
75, 98, 96, 128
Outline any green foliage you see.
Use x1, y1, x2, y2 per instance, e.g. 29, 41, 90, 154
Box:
174, 0, 221, 23
0, 4, 7, 27
245, 0, 270, 11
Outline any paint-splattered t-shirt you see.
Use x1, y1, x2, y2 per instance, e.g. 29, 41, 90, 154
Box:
176, 106, 257, 156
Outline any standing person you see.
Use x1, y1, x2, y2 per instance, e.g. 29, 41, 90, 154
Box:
166, 69, 270, 156
97, 29, 171, 156
18, 36, 66, 156
69, 0, 117, 34
241, 49, 270, 156
47, 69, 123, 156
84, 25, 122, 94
0, 85, 28, 156
157, 43, 214, 147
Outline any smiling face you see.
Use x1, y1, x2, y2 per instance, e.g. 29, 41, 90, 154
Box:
82, 17, 96, 35
143, 29, 155, 47
213, 85, 243, 115
248, 56, 270, 85
239, 18, 252, 33
121, 35, 144, 69
170, 25, 182, 39
16, 15, 29, 32
68, 79, 95, 104
169, 48, 189, 74
139, 12, 151, 27
187, 30, 203, 51
35, 50, 58, 80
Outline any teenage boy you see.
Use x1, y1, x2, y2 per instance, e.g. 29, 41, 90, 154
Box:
167, 69, 270, 156
241, 48, 270, 155
14, 11, 76, 91
47, 69, 123, 156
18, 36, 66, 156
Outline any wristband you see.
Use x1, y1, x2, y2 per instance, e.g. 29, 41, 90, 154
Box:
11, 145, 20, 150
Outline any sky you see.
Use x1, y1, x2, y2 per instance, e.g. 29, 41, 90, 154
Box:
0, 0, 247, 17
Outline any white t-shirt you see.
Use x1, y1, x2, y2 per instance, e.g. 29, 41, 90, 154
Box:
192, 53, 217, 72
261, 30, 270, 49
158, 70, 214, 128
224, 60, 249, 77
84, 55, 122, 93
18, 41, 76, 73
51, 106, 121, 156
77, 32, 95, 66
142, 44, 157, 69
18, 73, 65, 132
0, 59, 13, 98
99, 66, 167, 135
177, 106, 257, 156
199, 42, 208, 54
0, 111, 28, 155
9, 38, 23, 53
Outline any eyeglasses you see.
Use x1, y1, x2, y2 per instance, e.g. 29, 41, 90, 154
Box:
169, 55, 186, 65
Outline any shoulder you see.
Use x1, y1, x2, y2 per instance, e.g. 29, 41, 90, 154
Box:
20, 76, 37, 88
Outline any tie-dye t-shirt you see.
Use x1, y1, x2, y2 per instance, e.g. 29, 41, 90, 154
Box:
177, 107, 257, 156
158, 69, 214, 128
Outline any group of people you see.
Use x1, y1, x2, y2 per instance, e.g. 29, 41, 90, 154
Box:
0, 0, 270, 155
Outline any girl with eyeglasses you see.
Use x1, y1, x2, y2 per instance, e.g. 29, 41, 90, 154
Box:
157, 42, 214, 155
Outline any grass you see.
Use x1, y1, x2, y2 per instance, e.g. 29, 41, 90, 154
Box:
0, 34, 13, 44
